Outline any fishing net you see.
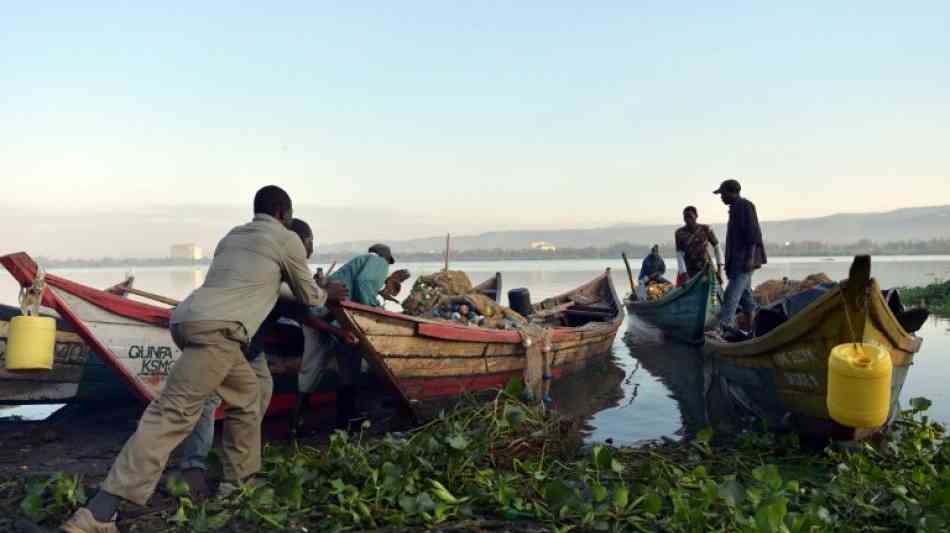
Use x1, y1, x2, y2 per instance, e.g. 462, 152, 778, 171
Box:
401, 271, 473, 316
402, 271, 527, 328
646, 282, 675, 301
754, 273, 835, 306
516, 323, 553, 402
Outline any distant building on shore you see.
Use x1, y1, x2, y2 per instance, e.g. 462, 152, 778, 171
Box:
529, 241, 557, 252
170, 243, 204, 261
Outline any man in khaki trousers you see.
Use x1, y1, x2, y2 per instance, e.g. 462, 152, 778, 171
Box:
62, 186, 347, 533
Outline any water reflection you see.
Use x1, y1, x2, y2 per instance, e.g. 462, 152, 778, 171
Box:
548, 351, 626, 422
619, 316, 791, 441
169, 268, 205, 294
622, 326, 708, 438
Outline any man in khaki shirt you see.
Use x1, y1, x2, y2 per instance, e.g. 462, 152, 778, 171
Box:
62, 186, 347, 533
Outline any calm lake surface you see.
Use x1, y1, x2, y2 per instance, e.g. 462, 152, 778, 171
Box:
2, 256, 948, 444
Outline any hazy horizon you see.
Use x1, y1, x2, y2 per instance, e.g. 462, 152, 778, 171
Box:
4, 2, 949, 256
2, 202, 948, 259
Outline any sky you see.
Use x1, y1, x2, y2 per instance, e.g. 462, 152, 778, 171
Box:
2, 1, 950, 254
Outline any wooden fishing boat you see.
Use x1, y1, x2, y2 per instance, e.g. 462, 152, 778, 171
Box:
0, 252, 503, 414
0, 304, 132, 404
333, 269, 624, 415
703, 255, 927, 440
624, 263, 720, 344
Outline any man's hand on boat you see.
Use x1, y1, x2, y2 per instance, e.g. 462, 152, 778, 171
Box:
340, 330, 359, 345
389, 269, 411, 283
325, 281, 349, 303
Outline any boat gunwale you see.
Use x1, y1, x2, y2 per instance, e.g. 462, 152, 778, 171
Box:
1, 252, 154, 402
625, 264, 714, 311
340, 269, 624, 346
705, 257, 922, 358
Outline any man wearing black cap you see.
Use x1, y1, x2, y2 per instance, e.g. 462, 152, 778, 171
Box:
714, 179, 767, 331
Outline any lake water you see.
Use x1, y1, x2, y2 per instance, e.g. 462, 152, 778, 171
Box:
2, 256, 948, 444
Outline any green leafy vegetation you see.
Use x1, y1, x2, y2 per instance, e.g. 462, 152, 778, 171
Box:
7, 387, 950, 531
17, 472, 86, 523
902, 280, 950, 317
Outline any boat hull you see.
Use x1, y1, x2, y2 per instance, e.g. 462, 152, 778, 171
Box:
626, 266, 720, 344
335, 271, 625, 415
703, 256, 923, 440
0, 305, 132, 404
0, 253, 507, 416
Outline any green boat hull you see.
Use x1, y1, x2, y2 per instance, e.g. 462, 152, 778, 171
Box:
625, 266, 720, 344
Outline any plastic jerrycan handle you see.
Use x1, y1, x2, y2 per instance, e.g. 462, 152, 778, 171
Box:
851, 343, 872, 368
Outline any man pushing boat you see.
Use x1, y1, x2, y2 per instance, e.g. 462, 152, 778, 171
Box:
171, 217, 361, 499
61, 186, 348, 533
291, 242, 400, 437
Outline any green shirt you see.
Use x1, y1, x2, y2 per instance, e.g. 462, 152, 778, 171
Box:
329, 253, 389, 307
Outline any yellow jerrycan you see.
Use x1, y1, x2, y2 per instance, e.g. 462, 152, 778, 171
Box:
827, 342, 892, 428
6, 315, 56, 370
5, 268, 56, 371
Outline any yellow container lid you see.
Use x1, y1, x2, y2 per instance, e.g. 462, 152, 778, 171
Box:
828, 343, 891, 379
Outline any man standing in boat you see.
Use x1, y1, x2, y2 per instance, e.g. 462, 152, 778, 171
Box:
714, 179, 767, 332
291, 243, 397, 437
62, 186, 348, 533
674, 206, 722, 286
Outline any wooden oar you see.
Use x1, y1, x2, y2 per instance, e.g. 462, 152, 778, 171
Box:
332, 306, 421, 423
121, 286, 180, 307
443, 233, 451, 271
621, 253, 637, 298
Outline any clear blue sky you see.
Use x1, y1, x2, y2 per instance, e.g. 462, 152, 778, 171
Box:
3, 1, 949, 237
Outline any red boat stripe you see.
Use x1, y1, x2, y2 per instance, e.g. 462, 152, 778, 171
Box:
1, 253, 156, 403
1, 253, 172, 328
417, 322, 522, 343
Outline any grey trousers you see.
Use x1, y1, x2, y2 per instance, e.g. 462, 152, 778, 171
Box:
298, 325, 361, 393
720, 272, 756, 328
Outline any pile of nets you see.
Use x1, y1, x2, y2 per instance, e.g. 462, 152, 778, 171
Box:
646, 282, 675, 301
753, 273, 834, 306
402, 271, 526, 328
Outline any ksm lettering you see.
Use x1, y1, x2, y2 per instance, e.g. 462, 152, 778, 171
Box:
129, 344, 174, 376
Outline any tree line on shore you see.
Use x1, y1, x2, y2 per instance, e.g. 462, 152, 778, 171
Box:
34, 237, 950, 268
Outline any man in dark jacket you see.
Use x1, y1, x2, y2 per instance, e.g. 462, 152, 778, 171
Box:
638, 245, 669, 283
714, 179, 767, 330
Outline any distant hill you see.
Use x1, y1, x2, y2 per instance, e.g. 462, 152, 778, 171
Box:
324, 205, 950, 253
3, 204, 948, 260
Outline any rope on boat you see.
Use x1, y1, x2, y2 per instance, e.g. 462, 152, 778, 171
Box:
515, 323, 553, 405
839, 285, 871, 350
19, 266, 47, 317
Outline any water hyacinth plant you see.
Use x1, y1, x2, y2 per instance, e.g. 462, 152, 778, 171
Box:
6, 383, 950, 532
901, 280, 950, 317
